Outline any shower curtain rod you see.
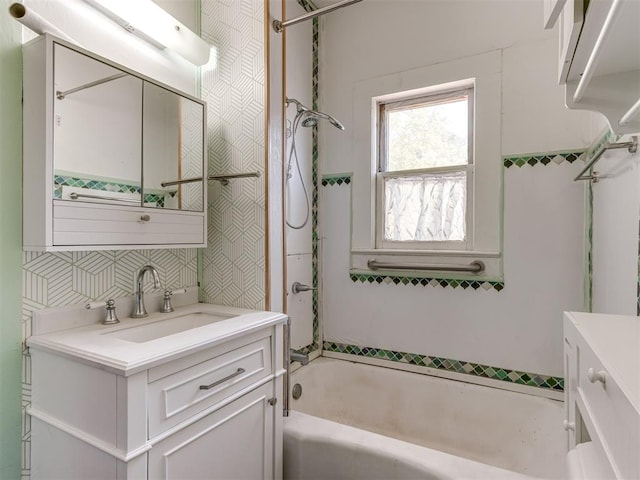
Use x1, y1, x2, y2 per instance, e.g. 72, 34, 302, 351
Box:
272, 0, 364, 32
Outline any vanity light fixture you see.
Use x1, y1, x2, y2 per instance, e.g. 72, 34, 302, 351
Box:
83, 0, 210, 66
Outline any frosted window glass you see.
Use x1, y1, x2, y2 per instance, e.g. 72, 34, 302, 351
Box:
384, 171, 466, 242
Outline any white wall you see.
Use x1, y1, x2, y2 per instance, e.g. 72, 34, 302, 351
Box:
285, 0, 314, 350
318, 0, 600, 377
591, 135, 640, 315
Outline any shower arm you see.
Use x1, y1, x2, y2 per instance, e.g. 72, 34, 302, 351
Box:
272, 0, 364, 32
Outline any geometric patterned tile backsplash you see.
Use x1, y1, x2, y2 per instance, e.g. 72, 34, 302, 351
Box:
21, 248, 197, 477
323, 341, 564, 392
200, 0, 266, 310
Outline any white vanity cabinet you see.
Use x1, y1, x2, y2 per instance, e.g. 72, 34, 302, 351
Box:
27, 312, 285, 480
22, 34, 207, 251
563, 312, 639, 479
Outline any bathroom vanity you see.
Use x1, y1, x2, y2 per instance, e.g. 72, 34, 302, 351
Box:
563, 312, 639, 478
27, 301, 286, 479
22, 34, 207, 251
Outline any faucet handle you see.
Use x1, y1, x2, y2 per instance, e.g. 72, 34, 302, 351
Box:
86, 299, 120, 325
161, 288, 187, 313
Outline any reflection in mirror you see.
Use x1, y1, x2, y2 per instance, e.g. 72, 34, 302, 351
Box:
53, 43, 143, 206
142, 83, 204, 212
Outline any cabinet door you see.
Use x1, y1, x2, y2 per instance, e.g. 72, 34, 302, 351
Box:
148, 382, 276, 480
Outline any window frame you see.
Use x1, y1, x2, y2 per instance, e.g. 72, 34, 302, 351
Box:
375, 84, 475, 251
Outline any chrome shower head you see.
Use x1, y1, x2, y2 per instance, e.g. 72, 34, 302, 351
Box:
301, 116, 317, 128
286, 97, 345, 130
302, 110, 345, 130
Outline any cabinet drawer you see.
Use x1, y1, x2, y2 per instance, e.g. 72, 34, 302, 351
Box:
53, 201, 205, 246
148, 336, 273, 437
577, 341, 639, 478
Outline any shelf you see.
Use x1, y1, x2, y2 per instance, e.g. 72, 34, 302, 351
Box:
562, 0, 640, 134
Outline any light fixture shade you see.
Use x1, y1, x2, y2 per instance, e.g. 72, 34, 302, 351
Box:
84, 0, 210, 66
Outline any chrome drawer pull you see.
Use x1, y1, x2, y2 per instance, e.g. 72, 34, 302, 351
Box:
587, 368, 606, 385
199, 367, 245, 390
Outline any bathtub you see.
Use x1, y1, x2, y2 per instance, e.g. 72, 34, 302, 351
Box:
283, 357, 564, 479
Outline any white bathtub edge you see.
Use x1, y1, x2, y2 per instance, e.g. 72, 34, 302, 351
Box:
284, 411, 538, 480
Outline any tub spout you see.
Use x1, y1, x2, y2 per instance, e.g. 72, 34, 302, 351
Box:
290, 349, 309, 365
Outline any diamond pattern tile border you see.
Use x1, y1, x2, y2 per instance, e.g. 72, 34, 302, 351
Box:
503, 151, 585, 168
323, 341, 564, 391
321, 174, 351, 186
350, 272, 504, 291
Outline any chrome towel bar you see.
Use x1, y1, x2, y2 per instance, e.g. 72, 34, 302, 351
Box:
208, 171, 261, 185
574, 136, 638, 182
160, 177, 202, 187
367, 259, 485, 274
160, 172, 261, 188
69, 192, 140, 203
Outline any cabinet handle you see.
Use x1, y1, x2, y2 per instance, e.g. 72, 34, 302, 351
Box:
587, 368, 606, 385
268, 397, 277, 406
563, 420, 575, 431
140, 215, 151, 222
199, 368, 245, 390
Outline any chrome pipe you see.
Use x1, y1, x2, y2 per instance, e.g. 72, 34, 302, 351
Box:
367, 259, 485, 274
272, 0, 364, 33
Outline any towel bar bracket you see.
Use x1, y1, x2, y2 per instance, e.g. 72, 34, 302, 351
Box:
574, 136, 638, 182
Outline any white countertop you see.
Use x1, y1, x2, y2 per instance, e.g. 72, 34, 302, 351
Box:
27, 302, 287, 376
565, 311, 640, 414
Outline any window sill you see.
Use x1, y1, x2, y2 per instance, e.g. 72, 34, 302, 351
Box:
351, 249, 503, 282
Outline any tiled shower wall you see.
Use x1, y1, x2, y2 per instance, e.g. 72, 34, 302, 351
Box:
200, 0, 267, 310
320, 150, 587, 393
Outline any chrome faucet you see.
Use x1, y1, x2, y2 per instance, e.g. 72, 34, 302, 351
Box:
132, 265, 161, 318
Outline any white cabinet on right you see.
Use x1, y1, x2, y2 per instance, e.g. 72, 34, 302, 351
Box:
563, 312, 639, 478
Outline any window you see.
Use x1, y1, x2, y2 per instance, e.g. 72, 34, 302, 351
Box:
376, 84, 474, 250
349, 51, 502, 278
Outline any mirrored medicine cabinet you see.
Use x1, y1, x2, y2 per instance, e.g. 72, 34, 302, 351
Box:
22, 34, 207, 251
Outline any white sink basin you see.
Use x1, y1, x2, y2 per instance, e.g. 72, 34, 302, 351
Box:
103, 312, 236, 343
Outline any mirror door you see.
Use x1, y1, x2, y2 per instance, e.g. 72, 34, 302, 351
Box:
53, 43, 143, 206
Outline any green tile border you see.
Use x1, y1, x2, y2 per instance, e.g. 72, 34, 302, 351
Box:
322, 174, 351, 186
323, 341, 564, 391
503, 150, 585, 168
350, 272, 504, 291
297, 0, 320, 355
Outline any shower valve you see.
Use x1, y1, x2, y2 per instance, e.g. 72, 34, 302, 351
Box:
292, 282, 316, 294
